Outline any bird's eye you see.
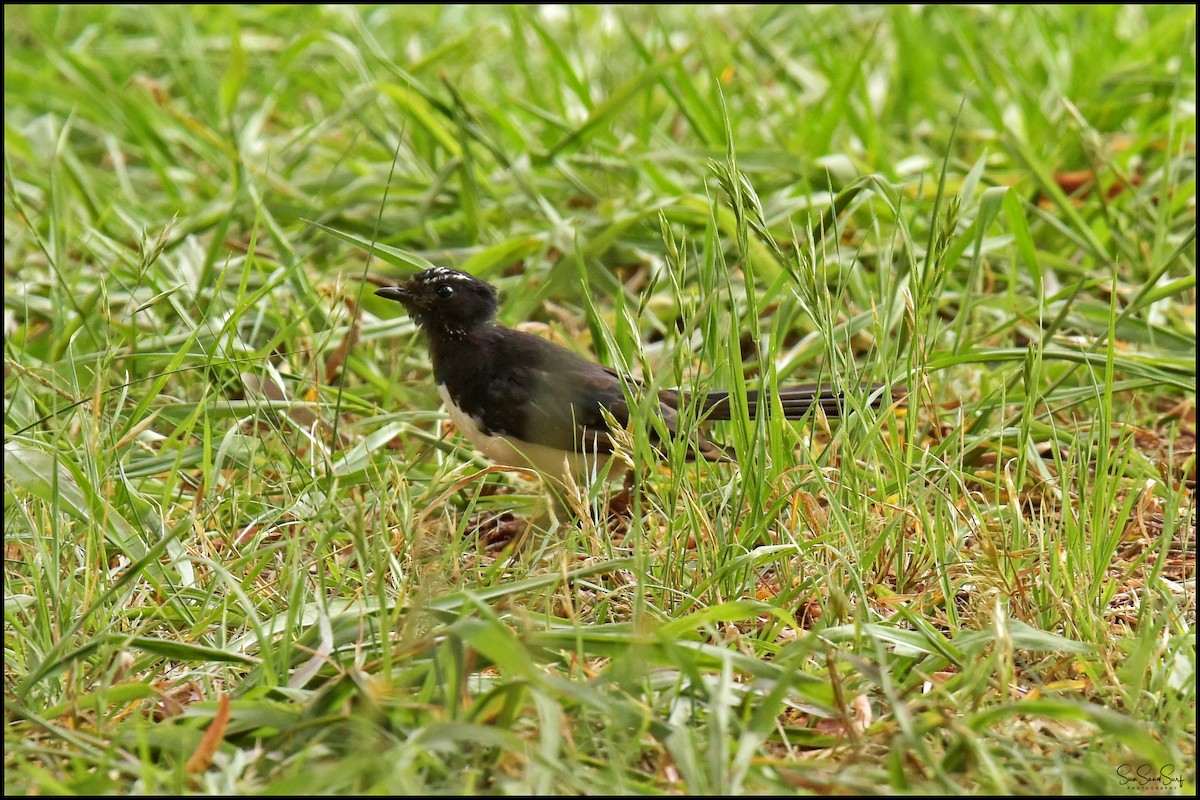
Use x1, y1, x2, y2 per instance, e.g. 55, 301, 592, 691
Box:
436, 284, 455, 299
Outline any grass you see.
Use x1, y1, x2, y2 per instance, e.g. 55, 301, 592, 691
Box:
4, 4, 1196, 794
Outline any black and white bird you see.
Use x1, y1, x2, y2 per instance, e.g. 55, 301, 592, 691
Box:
376, 267, 883, 494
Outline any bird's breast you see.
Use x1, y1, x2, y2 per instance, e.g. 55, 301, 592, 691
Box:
436, 383, 607, 485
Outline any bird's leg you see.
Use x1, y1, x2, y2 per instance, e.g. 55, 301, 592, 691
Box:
605, 466, 635, 523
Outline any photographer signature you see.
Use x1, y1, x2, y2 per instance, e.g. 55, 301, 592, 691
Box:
1116, 763, 1185, 790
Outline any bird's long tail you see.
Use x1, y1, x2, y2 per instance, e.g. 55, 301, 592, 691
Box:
694, 384, 890, 421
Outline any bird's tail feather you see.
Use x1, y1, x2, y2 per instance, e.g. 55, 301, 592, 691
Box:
695, 384, 890, 421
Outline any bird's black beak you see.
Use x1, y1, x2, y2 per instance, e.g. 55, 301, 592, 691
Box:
375, 285, 412, 303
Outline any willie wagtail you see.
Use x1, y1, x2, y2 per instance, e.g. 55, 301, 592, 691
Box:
376, 268, 883, 488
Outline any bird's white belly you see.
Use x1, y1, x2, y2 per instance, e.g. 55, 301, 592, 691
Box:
436, 383, 609, 485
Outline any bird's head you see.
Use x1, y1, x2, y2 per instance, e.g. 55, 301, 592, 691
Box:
375, 267, 499, 338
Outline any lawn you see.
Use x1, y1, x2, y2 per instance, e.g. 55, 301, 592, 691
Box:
4, 4, 1195, 794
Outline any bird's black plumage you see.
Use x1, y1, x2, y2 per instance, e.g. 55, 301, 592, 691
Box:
376, 267, 879, 479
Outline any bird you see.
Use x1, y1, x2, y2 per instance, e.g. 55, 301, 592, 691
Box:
375, 267, 885, 501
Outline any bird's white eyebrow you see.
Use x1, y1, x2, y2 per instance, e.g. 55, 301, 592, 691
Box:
421, 267, 475, 283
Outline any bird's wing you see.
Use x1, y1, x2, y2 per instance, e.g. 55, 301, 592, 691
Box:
519, 337, 731, 461
464, 331, 628, 454
478, 331, 729, 460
